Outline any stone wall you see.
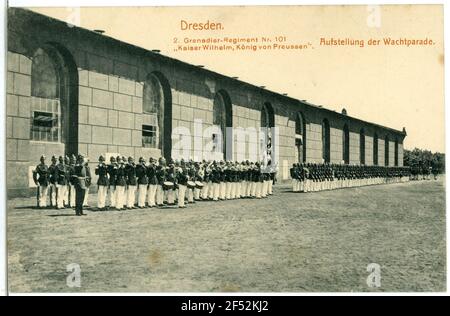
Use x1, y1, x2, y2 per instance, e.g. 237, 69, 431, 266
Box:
6, 8, 407, 197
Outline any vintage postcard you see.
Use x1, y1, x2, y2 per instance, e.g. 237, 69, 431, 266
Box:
3, 3, 446, 296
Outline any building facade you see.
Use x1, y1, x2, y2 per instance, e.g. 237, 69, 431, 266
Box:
6, 8, 406, 197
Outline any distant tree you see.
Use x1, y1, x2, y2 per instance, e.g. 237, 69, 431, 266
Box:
403, 148, 445, 174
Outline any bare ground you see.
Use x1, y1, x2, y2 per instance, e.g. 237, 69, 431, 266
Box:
7, 178, 446, 293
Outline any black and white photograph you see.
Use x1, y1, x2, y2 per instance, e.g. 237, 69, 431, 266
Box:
1, 2, 447, 296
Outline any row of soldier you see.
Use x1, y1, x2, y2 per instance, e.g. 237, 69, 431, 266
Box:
33, 154, 278, 213
290, 163, 412, 193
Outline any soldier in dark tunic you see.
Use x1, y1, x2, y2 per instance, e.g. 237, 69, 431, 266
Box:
135, 157, 148, 208
56, 155, 68, 209
166, 162, 177, 205
146, 157, 158, 207
33, 155, 50, 208
125, 156, 137, 209
67, 154, 76, 208
72, 155, 89, 216
155, 158, 167, 207
107, 156, 118, 209
177, 160, 189, 208
82, 157, 92, 207
95, 155, 109, 210
48, 155, 58, 208
115, 156, 127, 210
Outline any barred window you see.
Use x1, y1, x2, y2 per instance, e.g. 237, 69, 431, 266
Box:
30, 48, 61, 142
30, 98, 60, 142
142, 125, 157, 148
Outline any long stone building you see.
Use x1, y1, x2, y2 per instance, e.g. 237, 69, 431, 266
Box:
6, 8, 407, 197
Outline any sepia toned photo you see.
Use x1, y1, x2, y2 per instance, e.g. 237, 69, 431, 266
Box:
4, 4, 446, 294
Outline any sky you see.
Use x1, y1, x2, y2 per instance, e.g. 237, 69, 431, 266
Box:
27, 5, 445, 152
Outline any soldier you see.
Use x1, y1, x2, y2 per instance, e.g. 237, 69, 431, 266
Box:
240, 161, 248, 198
186, 160, 196, 204
268, 160, 276, 195
177, 160, 188, 208
224, 161, 232, 200
121, 155, 128, 208
194, 162, 203, 201
254, 162, 263, 198
56, 156, 68, 209
219, 161, 227, 200
82, 157, 92, 207
115, 156, 127, 210
107, 156, 118, 209
63, 156, 71, 207
155, 157, 167, 207
208, 161, 216, 200
198, 162, 206, 200
95, 155, 109, 210
261, 162, 269, 198
48, 155, 58, 208
211, 160, 221, 201
166, 162, 177, 205
290, 163, 298, 192
246, 161, 253, 197
72, 154, 89, 216
232, 161, 239, 199
202, 161, 212, 200
236, 162, 242, 199
68, 154, 77, 208
33, 155, 50, 208
136, 157, 148, 208
147, 157, 158, 207
125, 156, 137, 209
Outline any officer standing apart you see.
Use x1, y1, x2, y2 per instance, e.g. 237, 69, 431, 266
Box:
73, 154, 88, 216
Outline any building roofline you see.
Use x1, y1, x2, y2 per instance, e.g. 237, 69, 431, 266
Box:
11, 7, 406, 137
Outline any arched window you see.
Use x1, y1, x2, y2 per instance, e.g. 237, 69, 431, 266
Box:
394, 138, 399, 166
295, 112, 306, 162
143, 73, 165, 150
385, 136, 390, 166
360, 128, 365, 165
261, 102, 275, 161
373, 133, 378, 165
30, 48, 61, 142
343, 124, 349, 164
322, 119, 330, 163
143, 74, 162, 114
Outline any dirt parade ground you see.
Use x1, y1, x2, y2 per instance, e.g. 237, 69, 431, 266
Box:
7, 178, 446, 293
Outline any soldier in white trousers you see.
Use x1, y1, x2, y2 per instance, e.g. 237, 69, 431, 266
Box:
135, 157, 148, 208
56, 156, 68, 209
114, 156, 127, 210
107, 156, 118, 209
48, 155, 58, 208
125, 156, 137, 209
82, 157, 91, 207
155, 157, 167, 207
33, 155, 50, 208
166, 164, 176, 205
95, 155, 109, 210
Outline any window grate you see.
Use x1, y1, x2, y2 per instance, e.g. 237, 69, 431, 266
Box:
142, 125, 157, 148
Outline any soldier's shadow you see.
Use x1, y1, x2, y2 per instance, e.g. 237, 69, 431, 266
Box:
47, 214, 78, 217
14, 206, 61, 210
